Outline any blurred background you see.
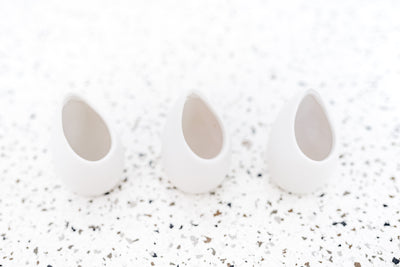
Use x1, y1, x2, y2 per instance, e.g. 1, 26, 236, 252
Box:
1, 0, 400, 266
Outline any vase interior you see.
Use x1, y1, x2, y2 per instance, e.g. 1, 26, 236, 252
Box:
182, 93, 223, 159
295, 93, 333, 161
62, 97, 111, 161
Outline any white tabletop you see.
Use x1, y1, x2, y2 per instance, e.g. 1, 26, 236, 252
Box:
1, 0, 400, 266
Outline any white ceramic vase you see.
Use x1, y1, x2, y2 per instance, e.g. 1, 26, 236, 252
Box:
267, 89, 337, 194
51, 94, 124, 196
162, 91, 231, 194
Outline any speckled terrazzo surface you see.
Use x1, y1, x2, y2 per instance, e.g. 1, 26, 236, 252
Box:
1, 0, 400, 266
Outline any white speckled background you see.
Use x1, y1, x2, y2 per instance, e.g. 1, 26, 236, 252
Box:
1, 0, 400, 266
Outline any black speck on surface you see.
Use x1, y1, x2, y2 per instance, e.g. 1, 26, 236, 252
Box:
169, 224, 174, 229
332, 221, 347, 226
227, 202, 232, 208
88, 225, 101, 231
384, 222, 390, 226
257, 173, 262, 177
151, 252, 157, 258
392, 257, 400, 265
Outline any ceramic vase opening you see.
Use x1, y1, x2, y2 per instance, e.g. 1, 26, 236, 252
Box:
182, 93, 223, 159
62, 97, 111, 161
294, 93, 333, 161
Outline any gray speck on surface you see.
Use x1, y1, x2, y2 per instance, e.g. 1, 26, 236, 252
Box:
126, 238, 139, 244
190, 236, 199, 246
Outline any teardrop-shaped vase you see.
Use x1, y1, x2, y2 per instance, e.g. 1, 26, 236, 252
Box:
51, 94, 124, 196
162, 91, 231, 194
267, 89, 337, 194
